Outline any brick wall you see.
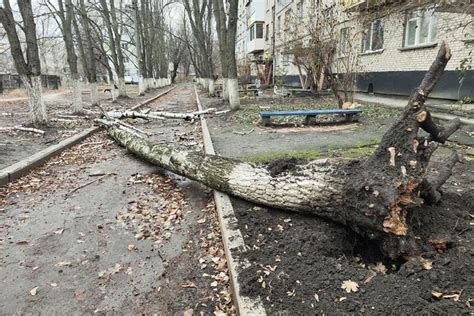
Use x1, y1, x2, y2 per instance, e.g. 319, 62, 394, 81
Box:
356, 11, 473, 73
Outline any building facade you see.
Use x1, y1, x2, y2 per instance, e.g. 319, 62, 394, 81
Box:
235, 0, 474, 100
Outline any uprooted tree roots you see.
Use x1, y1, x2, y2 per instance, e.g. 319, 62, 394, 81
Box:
98, 43, 461, 259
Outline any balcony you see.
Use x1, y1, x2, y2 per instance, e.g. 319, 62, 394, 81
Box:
246, 0, 265, 25
247, 38, 265, 54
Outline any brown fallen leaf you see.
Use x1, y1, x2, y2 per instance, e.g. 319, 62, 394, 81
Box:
341, 280, 359, 293
75, 290, 86, 301
432, 290, 443, 299
30, 287, 38, 296
16, 240, 29, 245
419, 258, 433, 270
427, 238, 448, 252
371, 262, 387, 274
181, 281, 197, 288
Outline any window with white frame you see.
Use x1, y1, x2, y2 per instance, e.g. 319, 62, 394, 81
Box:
361, 19, 384, 53
404, 8, 437, 47
297, 1, 304, 18
249, 23, 264, 41
339, 27, 350, 54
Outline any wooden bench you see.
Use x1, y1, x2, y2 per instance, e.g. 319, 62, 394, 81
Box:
259, 109, 362, 126
239, 89, 259, 96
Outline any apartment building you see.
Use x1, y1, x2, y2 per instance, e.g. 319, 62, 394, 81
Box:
235, 0, 473, 100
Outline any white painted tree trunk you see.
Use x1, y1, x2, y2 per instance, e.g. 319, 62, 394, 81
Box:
222, 78, 229, 101
227, 78, 240, 110
138, 76, 146, 96
90, 82, 99, 106
111, 83, 118, 102
208, 79, 215, 96
118, 78, 127, 97
105, 125, 344, 213
21, 75, 48, 125
71, 79, 83, 113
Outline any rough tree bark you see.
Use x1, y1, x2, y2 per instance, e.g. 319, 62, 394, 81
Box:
78, 0, 99, 106
102, 43, 461, 259
213, 0, 239, 109
99, 0, 127, 98
183, 0, 215, 96
0, 0, 48, 125
56, 0, 83, 113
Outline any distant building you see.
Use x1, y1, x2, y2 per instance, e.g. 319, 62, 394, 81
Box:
235, 0, 474, 100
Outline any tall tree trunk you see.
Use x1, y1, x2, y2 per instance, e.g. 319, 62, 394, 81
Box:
225, 0, 239, 110
21, 75, 47, 124
132, 0, 145, 96
102, 43, 461, 259
0, 0, 48, 125
79, 0, 99, 106
57, 0, 83, 113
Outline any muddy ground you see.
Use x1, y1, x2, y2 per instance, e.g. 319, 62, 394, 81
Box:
0, 85, 234, 314
0, 85, 168, 169
201, 93, 473, 314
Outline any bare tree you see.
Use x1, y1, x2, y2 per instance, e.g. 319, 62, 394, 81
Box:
46, 0, 83, 113
98, 0, 127, 98
283, 3, 361, 107
183, 0, 215, 95
213, 0, 239, 109
77, 0, 99, 105
0, 0, 48, 125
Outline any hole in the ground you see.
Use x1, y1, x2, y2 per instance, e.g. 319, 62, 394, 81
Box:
349, 233, 407, 273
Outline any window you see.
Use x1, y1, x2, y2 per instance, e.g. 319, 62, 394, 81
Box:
265, 24, 269, 41
121, 43, 128, 49
123, 56, 129, 63
404, 8, 437, 47
249, 23, 263, 41
284, 9, 292, 30
361, 19, 384, 53
297, 1, 304, 18
256, 23, 263, 39
339, 27, 350, 54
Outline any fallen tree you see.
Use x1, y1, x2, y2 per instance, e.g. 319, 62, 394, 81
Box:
100, 43, 461, 259
107, 108, 217, 121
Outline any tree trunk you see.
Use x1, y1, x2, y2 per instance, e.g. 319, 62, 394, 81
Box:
101, 43, 462, 260
208, 78, 215, 96
138, 76, 146, 96
21, 75, 48, 125
227, 78, 239, 110
90, 82, 99, 106
222, 78, 229, 101
118, 78, 127, 97
71, 78, 83, 114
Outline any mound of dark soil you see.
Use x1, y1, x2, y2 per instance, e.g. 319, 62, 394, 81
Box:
234, 162, 473, 314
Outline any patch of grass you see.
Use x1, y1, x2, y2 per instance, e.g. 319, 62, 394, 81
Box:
361, 104, 401, 120
242, 141, 379, 163
230, 96, 402, 126
243, 150, 325, 163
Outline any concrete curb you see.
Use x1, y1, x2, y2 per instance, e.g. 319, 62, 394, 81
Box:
0, 126, 99, 185
0, 86, 176, 186
194, 86, 266, 316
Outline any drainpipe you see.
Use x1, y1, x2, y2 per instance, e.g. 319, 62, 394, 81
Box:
272, 3, 276, 86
